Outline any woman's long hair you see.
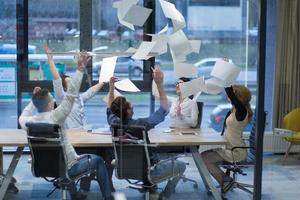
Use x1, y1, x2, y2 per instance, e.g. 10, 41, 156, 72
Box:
232, 85, 253, 121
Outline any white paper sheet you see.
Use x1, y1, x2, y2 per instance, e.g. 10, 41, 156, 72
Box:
125, 47, 137, 54
159, 0, 186, 32
150, 35, 168, 55
115, 78, 141, 92
103, 89, 122, 103
98, 56, 118, 82
174, 62, 197, 79
210, 59, 241, 86
202, 78, 224, 95
122, 4, 152, 27
158, 24, 169, 34
113, 0, 139, 30
179, 77, 205, 99
189, 40, 201, 53
168, 30, 192, 62
132, 41, 156, 60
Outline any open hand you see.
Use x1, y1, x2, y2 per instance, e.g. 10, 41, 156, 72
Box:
109, 77, 118, 91
152, 64, 164, 86
77, 51, 91, 72
43, 44, 53, 59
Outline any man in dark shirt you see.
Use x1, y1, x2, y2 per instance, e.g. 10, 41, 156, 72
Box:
106, 65, 186, 199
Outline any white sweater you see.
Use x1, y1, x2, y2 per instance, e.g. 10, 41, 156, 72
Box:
19, 70, 84, 169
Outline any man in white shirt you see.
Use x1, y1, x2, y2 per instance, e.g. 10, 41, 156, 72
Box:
19, 52, 112, 200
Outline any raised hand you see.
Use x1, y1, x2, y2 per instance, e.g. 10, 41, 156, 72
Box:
109, 76, 118, 91
152, 64, 164, 86
43, 44, 53, 59
77, 51, 91, 72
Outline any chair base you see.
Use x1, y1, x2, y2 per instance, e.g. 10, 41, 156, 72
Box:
180, 175, 198, 188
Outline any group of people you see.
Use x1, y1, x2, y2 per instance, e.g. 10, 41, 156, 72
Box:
19, 46, 253, 200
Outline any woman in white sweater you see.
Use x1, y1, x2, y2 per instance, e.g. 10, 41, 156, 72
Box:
169, 77, 199, 128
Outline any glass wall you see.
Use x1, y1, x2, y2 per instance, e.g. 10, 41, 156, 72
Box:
28, 0, 79, 81
0, 0, 17, 128
155, 0, 259, 130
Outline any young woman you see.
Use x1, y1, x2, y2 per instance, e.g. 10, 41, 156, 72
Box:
169, 77, 199, 128
201, 85, 253, 193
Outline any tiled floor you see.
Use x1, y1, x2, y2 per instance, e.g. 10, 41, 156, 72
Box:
2, 153, 300, 200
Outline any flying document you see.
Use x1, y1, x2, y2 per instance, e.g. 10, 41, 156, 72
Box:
210, 59, 241, 86
98, 56, 118, 83
174, 62, 197, 79
132, 41, 156, 60
115, 78, 141, 92
147, 25, 169, 55
159, 0, 186, 32
113, 0, 138, 30
179, 77, 205, 99
168, 30, 192, 62
202, 78, 224, 95
189, 40, 201, 54
122, 4, 152, 27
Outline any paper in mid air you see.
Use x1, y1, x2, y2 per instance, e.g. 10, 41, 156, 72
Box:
168, 30, 192, 62
174, 62, 197, 79
113, 0, 139, 30
159, 0, 186, 32
189, 40, 201, 53
125, 47, 137, 54
122, 4, 152, 27
210, 59, 241, 86
202, 78, 224, 95
179, 77, 205, 99
115, 78, 141, 92
98, 56, 118, 82
132, 41, 156, 60
102, 89, 122, 104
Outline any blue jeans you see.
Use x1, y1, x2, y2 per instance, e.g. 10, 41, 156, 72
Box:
150, 160, 186, 198
68, 154, 111, 198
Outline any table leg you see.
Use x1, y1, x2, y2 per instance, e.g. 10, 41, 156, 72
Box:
0, 147, 24, 200
190, 146, 222, 200
0, 147, 3, 175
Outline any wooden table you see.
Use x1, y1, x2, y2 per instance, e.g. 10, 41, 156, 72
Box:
0, 128, 226, 200
149, 128, 226, 200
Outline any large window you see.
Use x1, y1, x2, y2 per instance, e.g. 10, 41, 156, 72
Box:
155, 0, 259, 129
0, 0, 17, 128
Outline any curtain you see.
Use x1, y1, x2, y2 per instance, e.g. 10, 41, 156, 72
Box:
273, 0, 300, 128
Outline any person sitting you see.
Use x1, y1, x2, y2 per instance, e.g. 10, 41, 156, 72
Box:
19, 52, 113, 200
44, 44, 104, 129
106, 65, 186, 199
201, 84, 253, 193
170, 77, 199, 128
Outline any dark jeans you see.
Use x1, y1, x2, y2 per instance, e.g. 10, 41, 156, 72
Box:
68, 154, 111, 198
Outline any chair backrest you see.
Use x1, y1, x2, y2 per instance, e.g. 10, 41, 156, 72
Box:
111, 124, 152, 183
195, 102, 203, 128
283, 107, 300, 132
248, 111, 267, 160
26, 122, 67, 179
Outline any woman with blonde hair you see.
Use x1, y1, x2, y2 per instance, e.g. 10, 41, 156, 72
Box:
201, 84, 253, 193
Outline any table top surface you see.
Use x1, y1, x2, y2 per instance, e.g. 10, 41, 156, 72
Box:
0, 128, 226, 147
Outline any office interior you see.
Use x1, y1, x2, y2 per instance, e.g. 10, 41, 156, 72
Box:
0, 0, 299, 200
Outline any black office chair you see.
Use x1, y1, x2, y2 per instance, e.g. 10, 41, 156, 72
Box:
26, 123, 92, 200
220, 111, 267, 195
111, 124, 181, 200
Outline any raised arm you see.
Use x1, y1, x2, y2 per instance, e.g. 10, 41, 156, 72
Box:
225, 86, 247, 121
153, 65, 169, 112
107, 77, 118, 108
51, 51, 89, 123
44, 44, 60, 80
81, 82, 105, 103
